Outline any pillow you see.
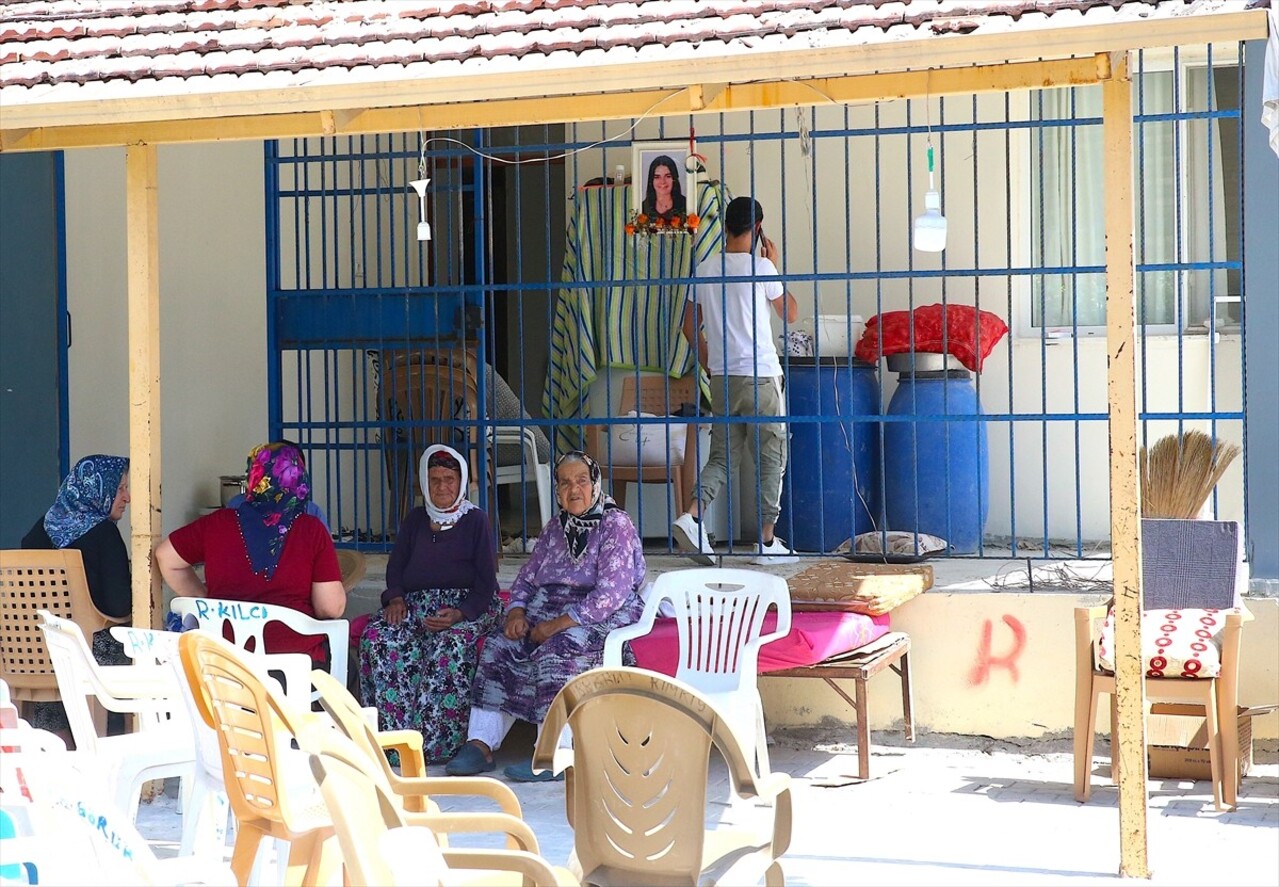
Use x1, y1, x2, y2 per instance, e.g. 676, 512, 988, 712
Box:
1097, 608, 1226, 678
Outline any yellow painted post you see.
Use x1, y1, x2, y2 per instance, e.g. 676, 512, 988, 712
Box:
1102, 51, 1149, 879
125, 144, 162, 630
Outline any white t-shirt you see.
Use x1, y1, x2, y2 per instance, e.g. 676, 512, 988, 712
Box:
690, 252, 786, 377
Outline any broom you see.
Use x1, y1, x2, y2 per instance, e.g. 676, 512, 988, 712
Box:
1140, 430, 1240, 519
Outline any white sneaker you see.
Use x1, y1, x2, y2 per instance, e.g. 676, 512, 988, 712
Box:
672, 513, 716, 565
751, 536, 799, 566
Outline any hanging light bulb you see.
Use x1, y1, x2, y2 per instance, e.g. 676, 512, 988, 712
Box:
408, 177, 431, 242
913, 142, 946, 252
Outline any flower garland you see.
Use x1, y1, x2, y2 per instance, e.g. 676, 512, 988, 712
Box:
626, 210, 701, 237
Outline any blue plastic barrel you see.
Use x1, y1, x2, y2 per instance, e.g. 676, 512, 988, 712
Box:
776, 358, 881, 552
883, 370, 988, 553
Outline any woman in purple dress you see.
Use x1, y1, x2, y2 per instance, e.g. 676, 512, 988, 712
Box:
444, 451, 646, 782
358, 444, 501, 762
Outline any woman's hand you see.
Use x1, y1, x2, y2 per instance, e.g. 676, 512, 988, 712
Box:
383, 597, 408, 626
425, 607, 463, 633
504, 607, 529, 640
530, 614, 577, 646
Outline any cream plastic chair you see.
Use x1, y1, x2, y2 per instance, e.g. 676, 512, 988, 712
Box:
179, 630, 338, 887
533, 667, 792, 887
170, 596, 348, 703
308, 668, 538, 849
1, 548, 126, 730
302, 725, 575, 886
36, 611, 195, 824
112, 625, 312, 865
603, 567, 792, 776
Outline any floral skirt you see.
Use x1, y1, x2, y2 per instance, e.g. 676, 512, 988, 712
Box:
358, 588, 500, 762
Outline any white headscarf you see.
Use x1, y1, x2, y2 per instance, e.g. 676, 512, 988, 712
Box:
419, 444, 476, 527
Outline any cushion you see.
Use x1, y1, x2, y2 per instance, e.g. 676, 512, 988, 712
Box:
628, 610, 891, 676
1097, 608, 1226, 679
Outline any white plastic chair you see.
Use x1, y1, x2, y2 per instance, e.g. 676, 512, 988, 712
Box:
169, 597, 349, 703
603, 567, 792, 776
112, 625, 314, 878
489, 425, 555, 530
1, 756, 235, 886
36, 611, 195, 825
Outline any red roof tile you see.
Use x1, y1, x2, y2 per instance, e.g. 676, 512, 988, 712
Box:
0, 0, 1265, 131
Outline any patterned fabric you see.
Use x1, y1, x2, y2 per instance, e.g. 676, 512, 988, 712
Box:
1097, 607, 1227, 678
359, 587, 501, 762
471, 508, 646, 724
43, 455, 129, 549
542, 181, 726, 453
236, 442, 311, 579
1142, 518, 1242, 610
555, 451, 619, 564
420, 444, 476, 527
28, 629, 129, 733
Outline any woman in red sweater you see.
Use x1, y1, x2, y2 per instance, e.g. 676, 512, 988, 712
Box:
155, 441, 345, 664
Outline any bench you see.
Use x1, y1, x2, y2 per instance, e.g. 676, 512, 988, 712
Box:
765, 630, 914, 780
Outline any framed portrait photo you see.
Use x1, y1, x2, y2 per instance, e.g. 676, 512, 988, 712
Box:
631, 141, 694, 219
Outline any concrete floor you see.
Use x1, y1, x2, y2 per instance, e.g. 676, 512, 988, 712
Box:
134, 728, 1279, 885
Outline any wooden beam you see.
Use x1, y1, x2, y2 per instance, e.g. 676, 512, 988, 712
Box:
1102, 50, 1149, 880
2, 56, 1106, 153
0, 8, 1263, 140
125, 144, 162, 632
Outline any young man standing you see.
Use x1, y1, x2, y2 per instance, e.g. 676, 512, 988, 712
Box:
672, 196, 799, 565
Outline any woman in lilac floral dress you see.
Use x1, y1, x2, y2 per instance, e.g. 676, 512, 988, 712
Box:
358, 444, 501, 762
444, 451, 646, 782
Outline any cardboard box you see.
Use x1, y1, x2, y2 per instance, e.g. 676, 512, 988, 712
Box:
1147, 703, 1262, 780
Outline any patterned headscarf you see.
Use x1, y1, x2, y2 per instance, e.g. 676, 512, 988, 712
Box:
420, 444, 476, 527
556, 451, 619, 564
43, 454, 130, 548
236, 442, 311, 579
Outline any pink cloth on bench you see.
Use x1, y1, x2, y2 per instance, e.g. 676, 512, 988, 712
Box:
628, 610, 892, 677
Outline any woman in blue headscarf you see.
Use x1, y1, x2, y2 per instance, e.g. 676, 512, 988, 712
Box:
21, 454, 133, 736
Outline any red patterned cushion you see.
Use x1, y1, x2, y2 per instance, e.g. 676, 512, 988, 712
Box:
1097, 608, 1225, 679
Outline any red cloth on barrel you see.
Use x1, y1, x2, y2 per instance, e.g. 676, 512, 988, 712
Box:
628, 610, 891, 676
855, 303, 1008, 373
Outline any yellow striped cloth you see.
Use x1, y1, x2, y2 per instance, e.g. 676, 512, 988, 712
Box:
543, 181, 727, 453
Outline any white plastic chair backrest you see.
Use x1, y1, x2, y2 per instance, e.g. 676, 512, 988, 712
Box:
169, 597, 348, 702
650, 568, 792, 695
37, 612, 183, 754
111, 626, 310, 783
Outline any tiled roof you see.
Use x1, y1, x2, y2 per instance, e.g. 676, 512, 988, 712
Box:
0, 0, 1267, 133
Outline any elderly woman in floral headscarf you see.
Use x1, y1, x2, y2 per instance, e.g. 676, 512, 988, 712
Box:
358, 444, 501, 761
22, 454, 132, 736
156, 441, 345, 664
444, 451, 646, 783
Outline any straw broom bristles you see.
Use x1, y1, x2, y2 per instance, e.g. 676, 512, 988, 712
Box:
1140, 430, 1241, 519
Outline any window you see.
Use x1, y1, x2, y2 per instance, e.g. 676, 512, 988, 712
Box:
1025, 47, 1242, 336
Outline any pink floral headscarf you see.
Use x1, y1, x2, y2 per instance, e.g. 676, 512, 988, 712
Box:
236, 442, 311, 578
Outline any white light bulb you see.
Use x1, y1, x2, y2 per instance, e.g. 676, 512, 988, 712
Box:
913, 189, 947, 252
409, 178, 431, 244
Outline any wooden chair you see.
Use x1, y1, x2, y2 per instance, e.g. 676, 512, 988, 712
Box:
0, 549, 126, 730
586, 373, 700, 514
534, 667, 791, 887
335, 549, 366, 593
1073, 518, 1248, 810
383, 350, 553, 527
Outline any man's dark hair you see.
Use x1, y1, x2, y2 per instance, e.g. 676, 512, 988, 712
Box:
724, 197, 764, 237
